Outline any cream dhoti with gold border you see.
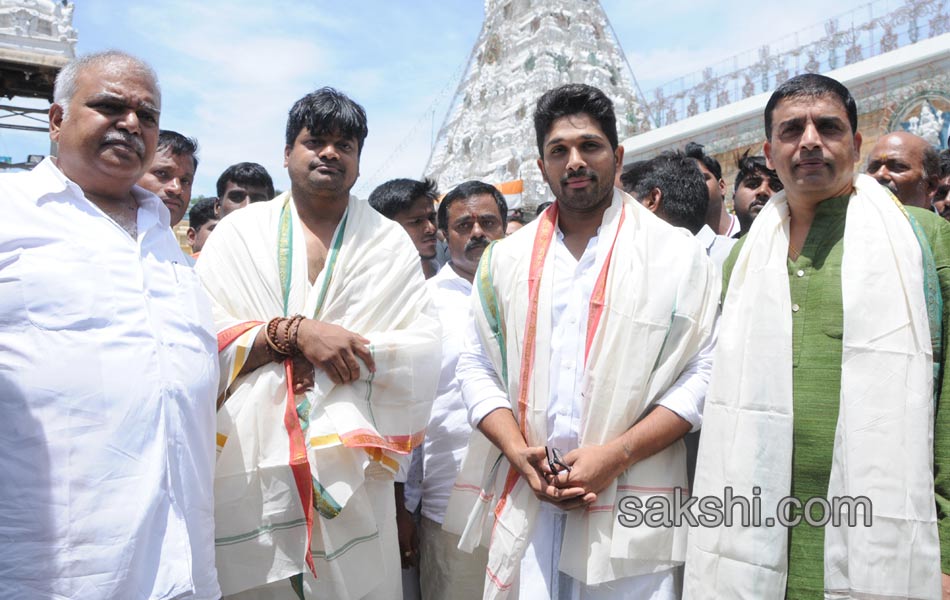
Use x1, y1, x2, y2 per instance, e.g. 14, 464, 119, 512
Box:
196, 194, 441, 600
443, 190, 721, 599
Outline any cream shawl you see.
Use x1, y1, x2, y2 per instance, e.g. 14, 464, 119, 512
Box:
442, 189, 720, 598
196, 193, 441, 598
684, 174, 942, 599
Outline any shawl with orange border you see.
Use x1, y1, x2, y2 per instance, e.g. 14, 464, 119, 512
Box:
196, 192, 440, 599
442, 189, 720, 598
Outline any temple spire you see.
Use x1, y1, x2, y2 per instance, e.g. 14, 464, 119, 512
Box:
425, 0, 648, 210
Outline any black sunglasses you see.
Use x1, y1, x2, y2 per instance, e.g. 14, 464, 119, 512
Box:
545, 446, 571, 474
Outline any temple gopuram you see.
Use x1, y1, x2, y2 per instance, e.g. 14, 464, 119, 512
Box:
623, 0, 949, 195
0, 0, 76, 167
426, 0, 949, 212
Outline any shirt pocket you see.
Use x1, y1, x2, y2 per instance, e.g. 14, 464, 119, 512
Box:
19, 254, 115, 330
819, 261, 844, 340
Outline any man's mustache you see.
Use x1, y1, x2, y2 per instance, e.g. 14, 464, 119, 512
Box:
465, 238, 489, 252
560, 168, 598, 184
102, 131, 145, 156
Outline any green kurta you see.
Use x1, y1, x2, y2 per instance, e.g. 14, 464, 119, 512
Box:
722, 195, 950, 598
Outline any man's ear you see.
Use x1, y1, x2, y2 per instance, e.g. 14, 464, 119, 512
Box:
642, 187, 662, 214
537, 157, 549, 185
49, 103, 64, 143
925, 174, 940, 197
186, 227, 197, 248
764, 141, 774, 170
283, 145, 291, 168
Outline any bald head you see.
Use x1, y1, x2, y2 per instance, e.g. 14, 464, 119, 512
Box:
866, 131, 939, 209
54, 51, 160, 119
49, 51, 162, 203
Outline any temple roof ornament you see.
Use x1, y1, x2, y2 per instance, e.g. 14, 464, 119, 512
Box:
641, 0, 948, 130
0, 0, 76, 58
424, 0, 649, 210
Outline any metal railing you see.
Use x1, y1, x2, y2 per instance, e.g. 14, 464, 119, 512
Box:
641, 0, 949, 128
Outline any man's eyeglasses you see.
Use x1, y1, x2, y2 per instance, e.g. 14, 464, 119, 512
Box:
545, 446, 571, 475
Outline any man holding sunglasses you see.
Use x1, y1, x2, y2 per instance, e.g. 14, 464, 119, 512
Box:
444, 84, 719, 599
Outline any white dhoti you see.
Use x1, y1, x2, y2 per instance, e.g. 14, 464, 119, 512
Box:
197, 194, 441, 600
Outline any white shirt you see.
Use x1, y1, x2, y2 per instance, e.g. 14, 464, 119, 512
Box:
416, 263, 475, 523
724, 212, 742, 238
695, 224, 738, 271
456, 217, 714, 597
459, 230, 714, 436
0, 159, 220, 600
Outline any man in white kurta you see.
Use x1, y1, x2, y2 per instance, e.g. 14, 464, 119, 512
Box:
0, 52, 220, 600
443, 84, 720, 599
412, 181, 508, 599
197, 87, 440, 600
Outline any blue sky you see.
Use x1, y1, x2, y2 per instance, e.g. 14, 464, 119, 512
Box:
0, 0, 877, 198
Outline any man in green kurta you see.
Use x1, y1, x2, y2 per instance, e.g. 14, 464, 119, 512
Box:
684, 74, 950, 599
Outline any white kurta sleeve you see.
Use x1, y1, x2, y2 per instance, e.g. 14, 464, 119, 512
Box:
457, 314, 510, 429
655, 315, 719, 432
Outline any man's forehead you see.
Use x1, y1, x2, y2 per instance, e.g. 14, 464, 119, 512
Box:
742, 168, 774, 182
297, 126, 357, 142
871, 133, 923, 157
545, 113, 606, 142
403, 196, 436, 215
153, 148, 194, 170
224, 181, 265, 193
78, 64, 160, 105
773, 93, 848, 119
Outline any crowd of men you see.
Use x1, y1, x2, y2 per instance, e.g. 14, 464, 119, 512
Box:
2, 49, 950, 600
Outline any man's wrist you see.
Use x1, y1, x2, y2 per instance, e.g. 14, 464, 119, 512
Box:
610, 434, 637, 472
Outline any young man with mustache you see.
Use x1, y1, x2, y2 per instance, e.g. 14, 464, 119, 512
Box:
731, 150, 783, 237
406, 180, 507, 600
196, 87, 440, 599
445, 83, 720, 599
138, 129, 198, 227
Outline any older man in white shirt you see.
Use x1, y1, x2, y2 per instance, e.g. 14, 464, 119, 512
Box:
0, 51, 219, 600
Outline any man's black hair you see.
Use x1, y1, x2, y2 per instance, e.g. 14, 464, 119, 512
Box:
631, 151, 708, 235
684, 141, 722, 181
533, 84, 618, 157
921, 144, 941, 180
188, 197, 217, 231
939, 148, 950, 178
368, 178, 439, 219
535, 201, 552, 216
285, 86, 368, 154
215, 162, 275, 199
437, 180, 508, 234
764, 73, 858, 141
733, 150, 783, 192
157, 129, 199, 170
619, 160, 652, 193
